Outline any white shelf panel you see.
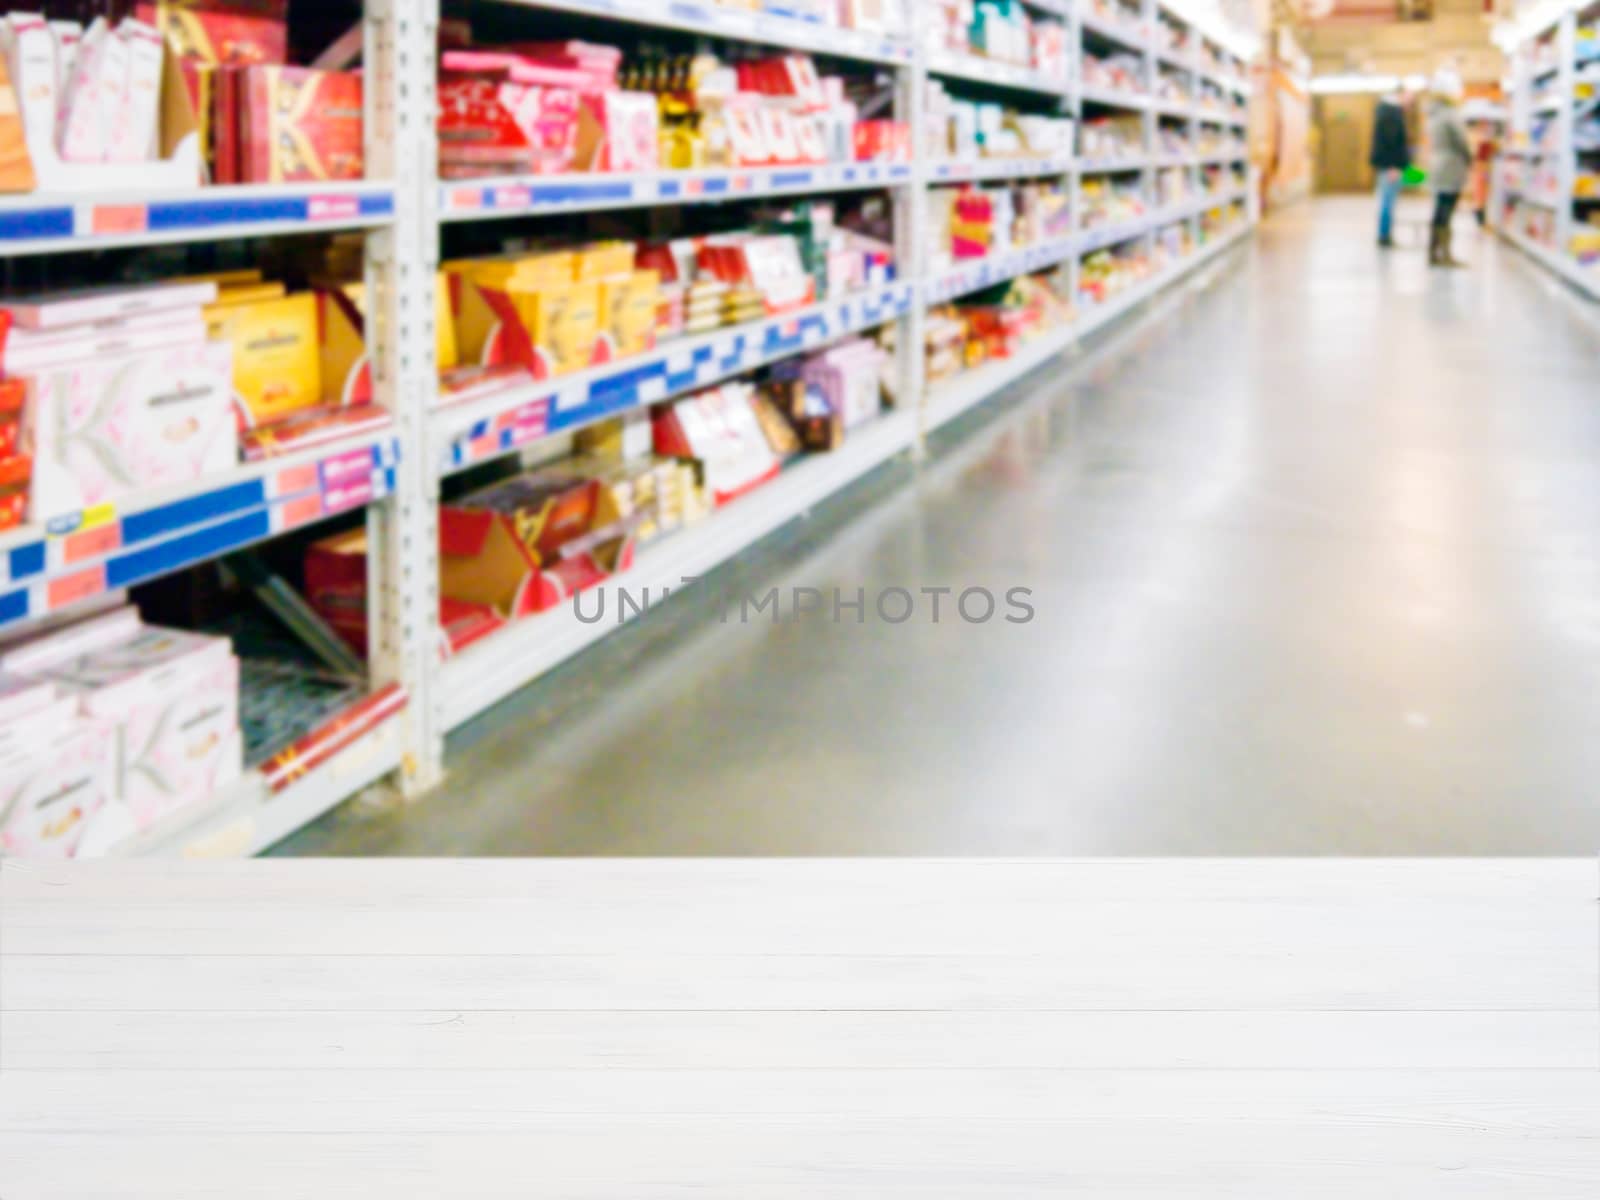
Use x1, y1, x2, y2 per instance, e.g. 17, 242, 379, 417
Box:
1506, 190, 1565, 210
1080, 13, 1150, 54
926, 223, 1248, 434
1499, 225, 1600, 300
103, 712, 406, 859
1081, 85, 1152, 110
925, 236, 1082, 305
924, 195, 1235, 308
484, 0, 912, 63
1154, 47, 1196, 72
0, 431, 401, 634
440, 162, 912, 220
1152, 99, 1195, 119
929, 154, 1077, 183
434, 283, 916, 474
440, 409, 918, 731
1081, 155, 1153, 173
0, 181, 394, 256
1079, 214, 1156, 252
927, 50, 1070, 96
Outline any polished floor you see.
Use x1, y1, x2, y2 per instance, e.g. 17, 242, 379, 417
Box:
285, 198, 1600, 856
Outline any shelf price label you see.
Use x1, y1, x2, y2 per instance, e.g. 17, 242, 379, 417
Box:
491, 185, 532, 210
47, 563, 106, 611
309, 194, 362, 222
279, 493, 326, 531
89, 205, 149, 236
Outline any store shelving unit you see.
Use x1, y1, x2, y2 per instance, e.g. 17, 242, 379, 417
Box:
1496, 2, 1600, 297
0, 0, 1256, 858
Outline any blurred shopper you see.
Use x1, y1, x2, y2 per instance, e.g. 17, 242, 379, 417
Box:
1370, 89, 1409, 248
1469, 121, 1498, 227
1426, 70, 1472, 268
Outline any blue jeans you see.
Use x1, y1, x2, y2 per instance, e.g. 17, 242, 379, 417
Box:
1376, 170, 1401, 242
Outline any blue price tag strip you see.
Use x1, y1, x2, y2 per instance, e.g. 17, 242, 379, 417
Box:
0, 438, 399, 630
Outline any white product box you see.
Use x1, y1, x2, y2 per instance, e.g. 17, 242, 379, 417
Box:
106, 17, 161, 162
3, 13, 57, 162
23, 621, 243, 832
0, 671, 56, 722
0, 721, 115, 859
57, 15, 109, 162
22, 338, 237, 525
3, 281, 218, 331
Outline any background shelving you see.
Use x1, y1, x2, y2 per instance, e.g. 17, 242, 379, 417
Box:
1496, 2, 1600, 296
0, 0, 1256, 860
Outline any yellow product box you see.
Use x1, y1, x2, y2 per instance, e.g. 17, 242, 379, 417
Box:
313, 273, 458, 406
336, 277, 458, 373
504, 279, 602, 378
211, 282, 290, 307
175, 268, 267, 288
445, 253, 575, 367
599, 270, 660, 360
572, 241, 636, 282
204, 292, 322, 427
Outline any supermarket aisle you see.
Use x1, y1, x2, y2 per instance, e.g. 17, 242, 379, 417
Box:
286, 197, 1600, 856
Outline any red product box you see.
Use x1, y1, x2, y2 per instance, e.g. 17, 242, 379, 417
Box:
303, 530, 506, 659
241, 66, 364, 183
135, 1, 288, 66
438, 76, 580, 174
853, 119, 912, 163
0, 377, 24, 458
0, 452, 29, 530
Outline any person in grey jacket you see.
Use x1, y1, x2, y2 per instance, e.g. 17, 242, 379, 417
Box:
1426, 70, 1472, 268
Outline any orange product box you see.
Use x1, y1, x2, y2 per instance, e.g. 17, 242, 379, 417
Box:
203, 291, 321, 429
0, 55, 38, 194
240, 65, 363, 183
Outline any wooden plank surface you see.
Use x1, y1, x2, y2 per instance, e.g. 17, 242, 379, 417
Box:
2, 859, 1598, 1197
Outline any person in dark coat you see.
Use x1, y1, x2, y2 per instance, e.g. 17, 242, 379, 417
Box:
1370, 90, 1410, 247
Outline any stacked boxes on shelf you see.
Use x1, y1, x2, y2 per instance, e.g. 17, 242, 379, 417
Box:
0, 605, 241, 858
0, 2, 365, 192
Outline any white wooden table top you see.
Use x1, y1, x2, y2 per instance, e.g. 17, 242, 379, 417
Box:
3, 859, 1598, 1197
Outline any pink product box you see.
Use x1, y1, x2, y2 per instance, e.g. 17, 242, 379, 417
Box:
2, 281, 219, 332
22, 338, 237, 525
579, 90, 658, 172
27, 622, 243, 831
803, 340, 885, 429
0, 722, 116, 859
